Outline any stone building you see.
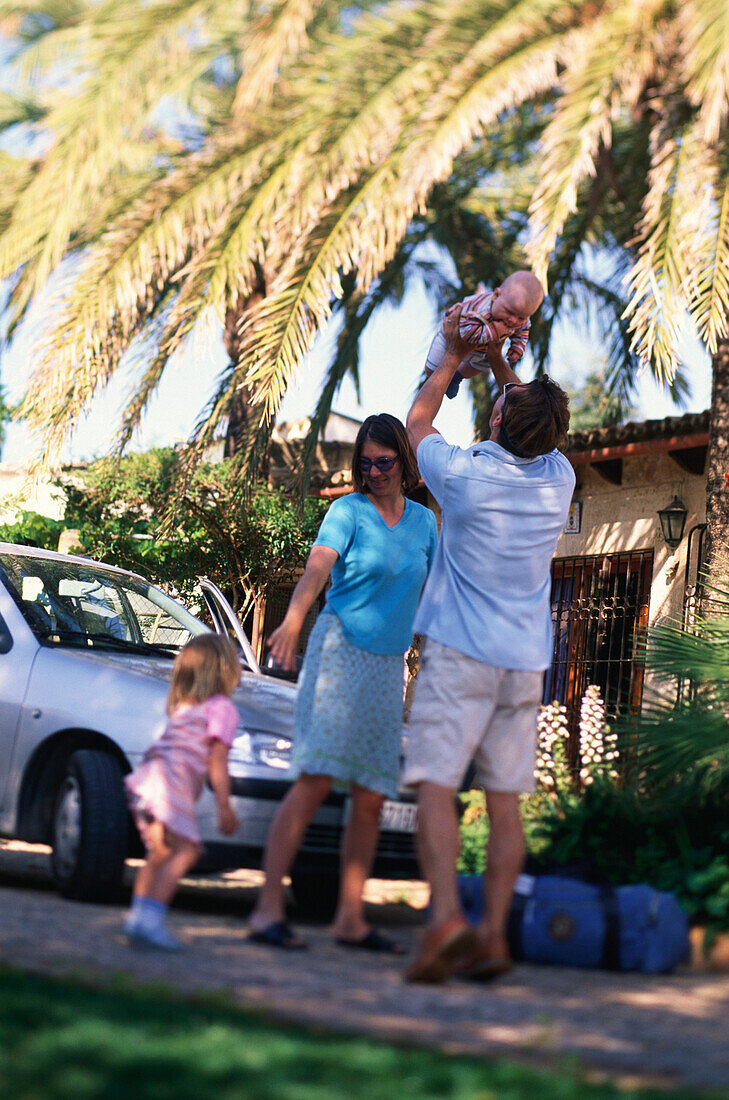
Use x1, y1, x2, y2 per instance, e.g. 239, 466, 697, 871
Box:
550, 410, 709, 742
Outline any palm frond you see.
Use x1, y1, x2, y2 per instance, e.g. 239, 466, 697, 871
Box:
113, 190, 272, 453
623, 118, 714, 383
231, 0, 328, 118
681, 0, 729, 145
236, 186, 376, 420
297, 244, 418, 490
0, 88, 45, 127
624, 611, 729, 792
530, 201, 599, 373
0, 152, 34, 233
0, 0, 261, 304
0, 0, 87, 32
223, 28, 566, 438
688, 156, 729, 355
17, 130, 287, 453
526, 0, 664, 283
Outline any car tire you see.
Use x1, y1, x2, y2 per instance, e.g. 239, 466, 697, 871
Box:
50, 749, 128, 902
290, 869, 340, 921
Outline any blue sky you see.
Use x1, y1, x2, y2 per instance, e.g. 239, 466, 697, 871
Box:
0, 270, 712, 466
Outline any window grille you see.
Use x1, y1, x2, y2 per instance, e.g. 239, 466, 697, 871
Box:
546, 550, 653, 758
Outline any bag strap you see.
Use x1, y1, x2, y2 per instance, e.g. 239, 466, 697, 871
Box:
599, 884, 621, 970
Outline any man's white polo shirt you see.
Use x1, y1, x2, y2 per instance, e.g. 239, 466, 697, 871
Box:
414, 433, 575, 671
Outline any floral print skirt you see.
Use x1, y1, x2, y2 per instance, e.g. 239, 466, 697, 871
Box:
291, 611, 404, 799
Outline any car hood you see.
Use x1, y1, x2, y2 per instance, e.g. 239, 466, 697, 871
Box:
26, 645, 296, 755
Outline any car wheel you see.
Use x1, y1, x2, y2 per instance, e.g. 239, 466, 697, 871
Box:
50, 749, 128, 902
290, 869, 340, 921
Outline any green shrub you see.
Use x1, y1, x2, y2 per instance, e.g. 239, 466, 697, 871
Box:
0, 510, 65, 551
529, 778, 729, 933
457, 791, 488, 874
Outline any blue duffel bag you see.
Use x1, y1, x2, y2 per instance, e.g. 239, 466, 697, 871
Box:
458, 872, 690, 973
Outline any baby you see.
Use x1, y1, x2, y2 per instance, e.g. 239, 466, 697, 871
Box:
425, 271, 544, 398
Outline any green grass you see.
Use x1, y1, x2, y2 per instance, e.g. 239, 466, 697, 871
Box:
0, 967, 723, 1100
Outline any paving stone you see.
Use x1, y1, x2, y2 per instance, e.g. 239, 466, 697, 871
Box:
1, 843, 727, 1091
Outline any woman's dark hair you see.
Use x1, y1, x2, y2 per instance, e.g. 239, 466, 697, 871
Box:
351, 413, 420, 494
500, 377, 570, 458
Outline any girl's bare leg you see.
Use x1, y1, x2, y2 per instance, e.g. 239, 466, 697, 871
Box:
147, 835, 202, 905
133, 819, 172, 899
133, 821, 201, 905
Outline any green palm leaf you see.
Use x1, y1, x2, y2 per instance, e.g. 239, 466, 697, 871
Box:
688, 159, 729, 354
527, 0, 667, 282
681, 0, 729, 144
623, 120, 715, 382
625, 610, 729, 792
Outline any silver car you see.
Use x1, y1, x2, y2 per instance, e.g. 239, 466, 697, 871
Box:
0, 544, 418, 914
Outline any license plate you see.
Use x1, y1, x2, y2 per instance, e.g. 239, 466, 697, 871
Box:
341, 798, 417, 833
379, 799, 417, 833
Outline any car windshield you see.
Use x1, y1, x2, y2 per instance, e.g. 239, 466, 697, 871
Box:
0, 552, 209, 654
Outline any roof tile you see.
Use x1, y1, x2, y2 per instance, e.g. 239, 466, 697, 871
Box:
567, 409, 709, 453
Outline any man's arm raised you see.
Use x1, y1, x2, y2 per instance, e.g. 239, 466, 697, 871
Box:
406, 305, 473, 451
482, 339, 521, 389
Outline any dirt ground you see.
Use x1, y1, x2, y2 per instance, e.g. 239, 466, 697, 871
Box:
1, 840, 728, 1094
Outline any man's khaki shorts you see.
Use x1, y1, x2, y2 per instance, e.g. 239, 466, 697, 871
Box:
402, 638, 543, 793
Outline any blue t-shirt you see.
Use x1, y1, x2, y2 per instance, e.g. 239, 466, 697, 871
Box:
314, 493, 438, 655
414, 434, 575, 671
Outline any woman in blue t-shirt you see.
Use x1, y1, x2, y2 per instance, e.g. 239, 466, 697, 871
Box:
249, 414, 437, 952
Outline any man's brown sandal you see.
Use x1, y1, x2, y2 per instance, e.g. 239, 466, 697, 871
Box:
404, 917, 480, 983
455, 941, 513, 982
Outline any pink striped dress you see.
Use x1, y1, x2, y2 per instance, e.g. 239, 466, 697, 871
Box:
458, 289, 531, 361
125, 695, 239, 844
423, 288, 531, 376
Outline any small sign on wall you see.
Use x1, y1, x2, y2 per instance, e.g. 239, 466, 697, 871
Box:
564, 500, 582, 534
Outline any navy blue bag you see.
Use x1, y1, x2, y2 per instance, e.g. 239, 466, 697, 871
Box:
458, 872, 690, 973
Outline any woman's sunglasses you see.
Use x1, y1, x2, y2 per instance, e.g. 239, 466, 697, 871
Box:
358, 456, 399, 472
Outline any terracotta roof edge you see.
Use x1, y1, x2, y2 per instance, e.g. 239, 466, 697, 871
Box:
566, 409, 709, 453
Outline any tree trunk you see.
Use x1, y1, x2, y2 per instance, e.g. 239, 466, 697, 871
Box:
702, 333, 729, 599
469, 372, 496, 441
223, 280, 265, 458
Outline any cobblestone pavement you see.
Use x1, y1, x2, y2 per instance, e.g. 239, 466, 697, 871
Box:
1, 841, 728, 1093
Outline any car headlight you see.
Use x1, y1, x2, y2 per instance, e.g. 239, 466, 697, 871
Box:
229, 730, 293, 773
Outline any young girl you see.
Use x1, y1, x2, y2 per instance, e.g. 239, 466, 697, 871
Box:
123, 634, 241, 950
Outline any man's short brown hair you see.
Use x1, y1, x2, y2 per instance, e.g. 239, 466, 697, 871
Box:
500, 377, 570, 458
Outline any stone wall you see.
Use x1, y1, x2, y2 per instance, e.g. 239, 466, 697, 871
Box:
555, 451, 706, 628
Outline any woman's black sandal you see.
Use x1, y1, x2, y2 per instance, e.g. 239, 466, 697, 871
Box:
335, 929, 405, 954
248, 921, 307, 950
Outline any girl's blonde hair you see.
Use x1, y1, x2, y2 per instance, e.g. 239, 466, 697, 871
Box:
167, 634, 240, 713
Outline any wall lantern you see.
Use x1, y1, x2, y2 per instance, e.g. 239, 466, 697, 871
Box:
657, 496, 688, 551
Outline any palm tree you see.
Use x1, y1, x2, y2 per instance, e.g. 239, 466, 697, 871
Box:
0, 0, 342, 464
315, 125, 659, 448
0, 0, 641, 472
524, 0, 729, 572
0, 0, 724, 550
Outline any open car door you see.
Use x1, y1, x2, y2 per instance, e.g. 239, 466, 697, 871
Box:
196, 578, 262, 676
